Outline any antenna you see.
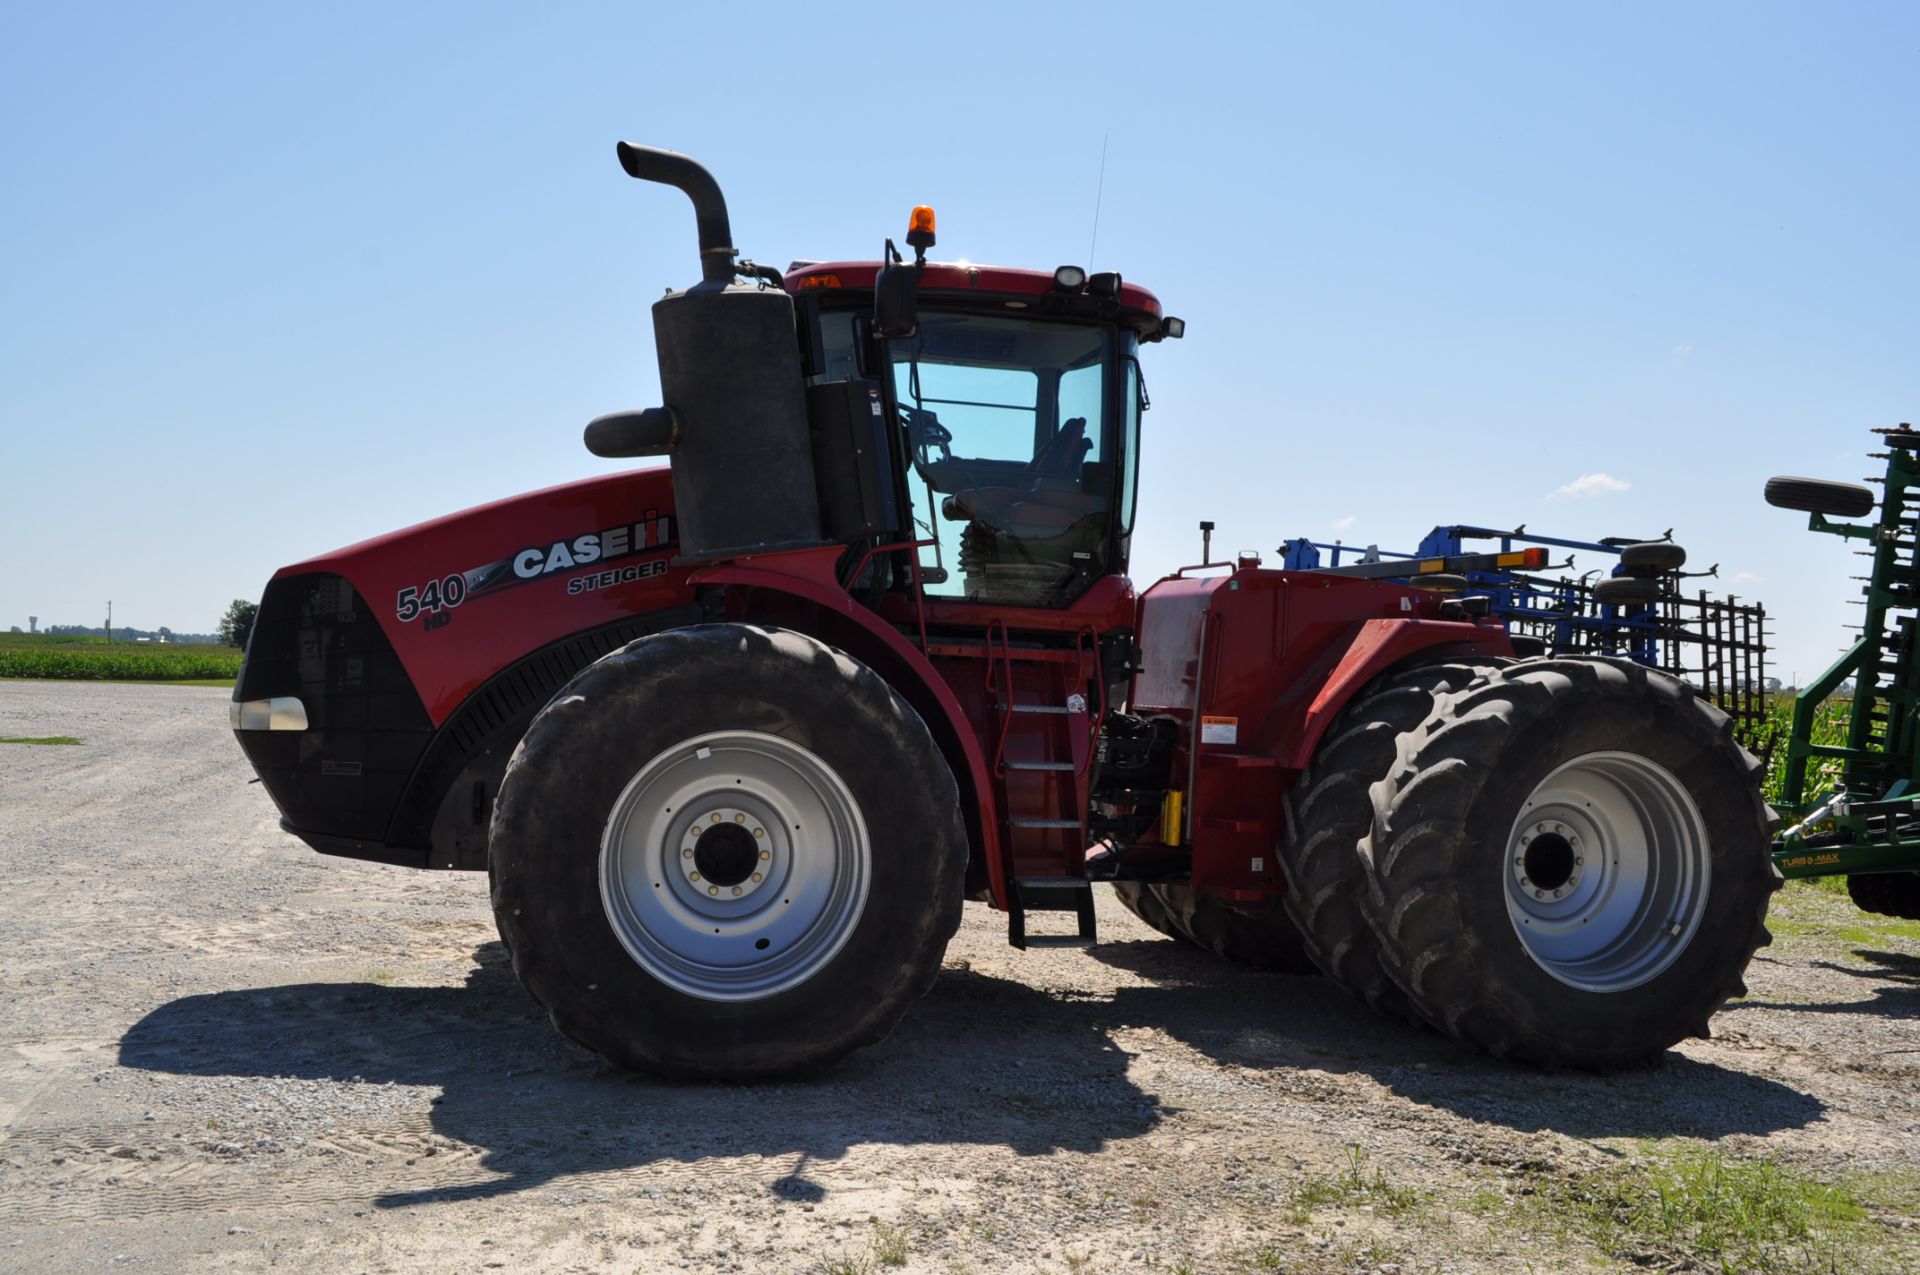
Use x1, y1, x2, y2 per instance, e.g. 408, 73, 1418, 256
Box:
1086, 132, 1109, 268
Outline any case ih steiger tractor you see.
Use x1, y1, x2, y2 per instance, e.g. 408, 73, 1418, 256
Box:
230, 144, 1778, 1080
1767, 427, 1920, 919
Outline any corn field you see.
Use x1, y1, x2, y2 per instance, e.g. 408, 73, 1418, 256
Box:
1756, 692, 1851, 808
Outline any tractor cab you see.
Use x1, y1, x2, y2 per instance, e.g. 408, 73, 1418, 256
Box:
787, 257, 1178, 609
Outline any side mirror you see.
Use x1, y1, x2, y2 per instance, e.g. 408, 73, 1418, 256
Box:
873, 264, 919, 339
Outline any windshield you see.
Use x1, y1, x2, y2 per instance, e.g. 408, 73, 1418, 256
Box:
890, 313, 1117, 606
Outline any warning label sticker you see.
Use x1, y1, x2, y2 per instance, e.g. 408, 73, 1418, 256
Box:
1200, 716, 1238, 746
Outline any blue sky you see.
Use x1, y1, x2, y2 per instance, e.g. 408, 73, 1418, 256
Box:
3, 2, 1915, 680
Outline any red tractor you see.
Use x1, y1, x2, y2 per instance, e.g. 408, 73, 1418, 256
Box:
230, 144, 1777, 1079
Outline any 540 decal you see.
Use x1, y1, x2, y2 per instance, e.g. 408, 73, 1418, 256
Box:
390, 512, 679, 625
395, 575, 468, 622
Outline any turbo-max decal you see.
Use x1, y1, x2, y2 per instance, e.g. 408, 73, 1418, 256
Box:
396, 512, 677, 621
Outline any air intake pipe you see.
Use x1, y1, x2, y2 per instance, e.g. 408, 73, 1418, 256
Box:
586, 141, 827, 562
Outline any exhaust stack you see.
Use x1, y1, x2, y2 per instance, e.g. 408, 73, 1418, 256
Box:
588, 142, 827, 562
616, 143, 736, 285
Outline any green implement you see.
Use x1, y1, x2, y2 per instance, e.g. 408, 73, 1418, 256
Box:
1767, 426, 1920, 917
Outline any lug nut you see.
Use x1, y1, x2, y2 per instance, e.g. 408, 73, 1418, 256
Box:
754, 827, 764, 838
710, 813, 721, 823
1553, 888, 1564, 899
734, 813, 745, 823
759, 850, 770, 861
708, 886, 718, 897
682, 848, 693, 859
731, 886, 742, 897
751, 872, 763, 883
1575, 856, 1584, 866
689, 872, 701, 882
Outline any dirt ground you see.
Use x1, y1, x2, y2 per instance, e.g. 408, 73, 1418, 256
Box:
2, 680, 1917, 1275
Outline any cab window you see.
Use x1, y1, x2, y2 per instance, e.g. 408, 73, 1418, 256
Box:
891, 313, 1116, 606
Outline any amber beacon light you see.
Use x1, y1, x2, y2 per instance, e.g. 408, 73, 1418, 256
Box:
906, 204, 936, 252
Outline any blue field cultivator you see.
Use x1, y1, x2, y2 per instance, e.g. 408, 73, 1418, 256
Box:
1278, 522, 1772, 751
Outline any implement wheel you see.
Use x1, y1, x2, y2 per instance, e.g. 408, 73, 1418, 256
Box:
1848, 871, 1920, 921
1279, 660, 1507, 1017
489, 624, 967, 1080
1358, 657, 1779, 1070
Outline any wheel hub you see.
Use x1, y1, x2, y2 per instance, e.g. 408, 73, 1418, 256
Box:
687, 810, 769, 895
599, 730, 870, 1002
1502, 751, 1711, 992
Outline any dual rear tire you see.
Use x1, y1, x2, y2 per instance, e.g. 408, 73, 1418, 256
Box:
1112, 880, 1314, 972
1283, 656, 1778, 1069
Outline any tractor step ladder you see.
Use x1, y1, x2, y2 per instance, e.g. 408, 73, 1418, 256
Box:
985, 620, 1104, 951
1008, 876, 1098, 949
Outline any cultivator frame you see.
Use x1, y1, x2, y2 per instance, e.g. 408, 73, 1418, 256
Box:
1280, 525, 1772, 752
1772, 426, 1920, 887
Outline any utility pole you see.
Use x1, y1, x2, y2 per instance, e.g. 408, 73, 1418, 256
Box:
105, 601, 112, 645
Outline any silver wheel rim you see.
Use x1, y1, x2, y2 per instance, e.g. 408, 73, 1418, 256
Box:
599, 730, 870, 1002
1502, 750, 1710, 992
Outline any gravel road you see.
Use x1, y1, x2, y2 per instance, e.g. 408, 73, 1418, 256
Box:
3, 680, 1917, 1274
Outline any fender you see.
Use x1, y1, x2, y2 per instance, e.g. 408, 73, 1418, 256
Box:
1278, 617, 1513, 769
690, 562, 1008, 907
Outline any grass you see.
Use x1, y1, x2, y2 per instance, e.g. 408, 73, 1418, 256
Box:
870, 1221, 911, 1267
1756, 880, 1920, 954
0, 736, 82, 745
1286, 1146, 1422, 1225
0, 632, 241, 683
1560, 1150, 1869, 1273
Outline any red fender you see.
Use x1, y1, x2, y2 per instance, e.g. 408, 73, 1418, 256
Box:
689, 562, 1007, 906
1278, 618, 1512, 769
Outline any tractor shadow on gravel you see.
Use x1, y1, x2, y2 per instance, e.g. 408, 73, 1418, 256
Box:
117, 942, 1164, 1209
1735, 948, 1920, 1019
117, 934, 1827, 1211
1087, 937, 1828, 1144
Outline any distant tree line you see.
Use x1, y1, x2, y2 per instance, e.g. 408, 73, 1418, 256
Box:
42, 624, 224, 644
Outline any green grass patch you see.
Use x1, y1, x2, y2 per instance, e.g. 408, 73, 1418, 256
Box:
0, 735, 82, 746
0, 641, 241, 682
869, 1221, 911, 1267
1287, 1146, 1422, 1224
1766, 883, 1920, 949
1557, 1151, 1873, 1272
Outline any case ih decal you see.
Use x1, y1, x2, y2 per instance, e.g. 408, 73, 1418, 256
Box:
394, 512, 677, 621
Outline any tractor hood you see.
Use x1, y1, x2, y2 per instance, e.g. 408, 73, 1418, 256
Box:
256, 466, 686, 724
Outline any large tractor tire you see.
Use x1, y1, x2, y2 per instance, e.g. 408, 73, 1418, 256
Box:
1280, 660, 1507, 1018
1358, 657, 1779, 1070
1152, 884, 1317, 973
1111, 880, 1195, 945
489, 624, 967, 1080
1848, 871, 1920, 921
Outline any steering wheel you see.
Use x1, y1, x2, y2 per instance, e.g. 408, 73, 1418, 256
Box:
900, 405, 952, 469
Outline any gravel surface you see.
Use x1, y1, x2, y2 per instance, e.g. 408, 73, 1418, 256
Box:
3, 679, 1918, 1274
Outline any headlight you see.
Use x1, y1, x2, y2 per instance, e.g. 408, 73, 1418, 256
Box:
229, 697, 309, 731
